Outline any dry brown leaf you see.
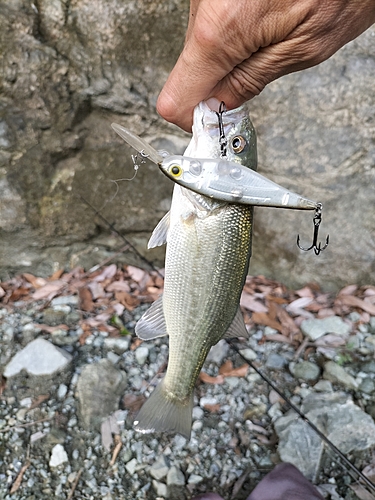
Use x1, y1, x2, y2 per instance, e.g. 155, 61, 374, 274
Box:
252, 311, 283, 332
32, 281, 65, 300
10, 460, 30, 494
130, 338, 143, 350
263, 333, 294, 344
199, 372, 225, 384
295, 286, 314, 298
93, 264, 117, 282
106, 281, 131, 293
276, 306, 299, 335
219, 360, 248, 378
314, 334, 346, 347
49, 269, 65, 281
9, 286, 31, 301
29, 394, 49, 410
38, 323, 69, 333
349, 485, 375, 500
114, 291, 140, 311
339, 284, 358, 295
240, 292, 268, 313
127, 265, 147, 283
87, 282, 106, 300
79, 287, 94, 312
337, 295, 375, 315
317, 308, 336, 318
23, 273, 47, 289
203, 403, 221, 413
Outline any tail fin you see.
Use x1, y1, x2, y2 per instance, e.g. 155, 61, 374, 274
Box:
133, 380, 193, 439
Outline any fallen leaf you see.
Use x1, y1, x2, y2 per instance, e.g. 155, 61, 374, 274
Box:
127, 265, 147, 283
263, 333, 294, 344
32, 281, 65, 300
336, 295, 375, 315
79, 287, 94, 312
295, 286, 314, 298
219, 360, 248, 377
38, 323, 69, 333
123, 393, 146, 414
199, 372, 225, 384
240, 292, 268, 313
106, 281, 131, 293
49, 269, 65, 280
114, 291, 140, 311
29, 394, 50, 410
349, 484, 375, 500
87, 282, 106, 300
203, 403, 221, 413
10, 460, 30, 494
23, 273, 47, 289
93, 264, 117, 282
252, 312, 283, 332
339, 284, 358, 295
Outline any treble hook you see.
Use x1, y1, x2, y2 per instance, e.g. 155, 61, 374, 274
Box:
215, 101, 227, 158
297, 203, 329, 256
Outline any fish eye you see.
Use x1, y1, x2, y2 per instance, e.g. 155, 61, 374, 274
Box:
170, 164, 182, 177
231, 135, 247, 153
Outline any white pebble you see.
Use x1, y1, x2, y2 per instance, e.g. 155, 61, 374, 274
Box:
49, 444, 69, 467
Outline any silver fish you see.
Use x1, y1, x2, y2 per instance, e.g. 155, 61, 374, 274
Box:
132, 101, 257, 438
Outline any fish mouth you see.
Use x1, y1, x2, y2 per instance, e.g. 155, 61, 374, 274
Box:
197, 99, 249, 134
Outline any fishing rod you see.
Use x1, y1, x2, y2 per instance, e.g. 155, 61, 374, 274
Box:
227, 338, 375, 494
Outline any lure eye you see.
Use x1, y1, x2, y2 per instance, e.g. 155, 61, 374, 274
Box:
231, 135, 247, 153
170, 164, 182, 177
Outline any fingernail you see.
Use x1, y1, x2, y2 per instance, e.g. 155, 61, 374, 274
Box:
205, 97, 221, 112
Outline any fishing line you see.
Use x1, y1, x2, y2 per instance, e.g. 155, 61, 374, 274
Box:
227, 339, 375, 493
78, 195, 164, 279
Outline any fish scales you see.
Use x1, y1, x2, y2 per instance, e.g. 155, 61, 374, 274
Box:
164, 201, 253, 400
133, 100, 257, 438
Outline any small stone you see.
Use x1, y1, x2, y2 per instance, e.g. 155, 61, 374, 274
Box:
152, 480, 167, 496
104, 337, 131, 352
192, 407, 204, 420
51, 295, 79, 306
16, 408, 27, 421
239, 348, 257, 361
294, 361, 321, 382
266, 353, 286, 370
359, 377, 375, 394
42, 308, 68, 326
20, 397, 32, 408
323, 361, 358, 389
49, 444, 69, 467
149, 455, 169, 480
57, 384, 68, 400
362, 360, 375, 373
188, 474, 203, 484
206, 339, 229, 365
125, 458, 138, 475
4, 338, 72, 377
314, 380, 333, 392
301, 316, 350, 341
225, 377, 240, 388
107, 351, 120, 364
264, 326, 278, 336
167, 466, 185, 486
135, 346, 149, 365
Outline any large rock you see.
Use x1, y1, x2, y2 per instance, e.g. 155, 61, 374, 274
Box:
75, 359, 127, 430
275, 393, 375, 479
1, 1, 374, 291
3, 337, 73, 398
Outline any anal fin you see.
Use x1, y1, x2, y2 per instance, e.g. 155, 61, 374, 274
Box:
223, 306, 249, 339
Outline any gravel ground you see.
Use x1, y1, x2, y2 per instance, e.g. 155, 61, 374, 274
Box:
1, 270, 375, 500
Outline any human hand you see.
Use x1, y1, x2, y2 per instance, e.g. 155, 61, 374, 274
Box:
157, 0, 375, 131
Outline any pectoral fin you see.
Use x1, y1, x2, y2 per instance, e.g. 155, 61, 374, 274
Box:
148, 212, 170, 249
224, 307, 249, 338
135, 295, 167, 340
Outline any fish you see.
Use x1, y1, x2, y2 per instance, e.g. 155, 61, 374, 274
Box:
132, 99, 257, 439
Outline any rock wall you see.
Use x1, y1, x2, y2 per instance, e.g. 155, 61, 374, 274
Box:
0, 0, 374, 291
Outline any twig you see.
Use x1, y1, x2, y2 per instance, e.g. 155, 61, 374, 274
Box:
10, 459, 30, 494
67, 467, 83, 500
0, 415, 53, 433
109, 435, 122, 466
